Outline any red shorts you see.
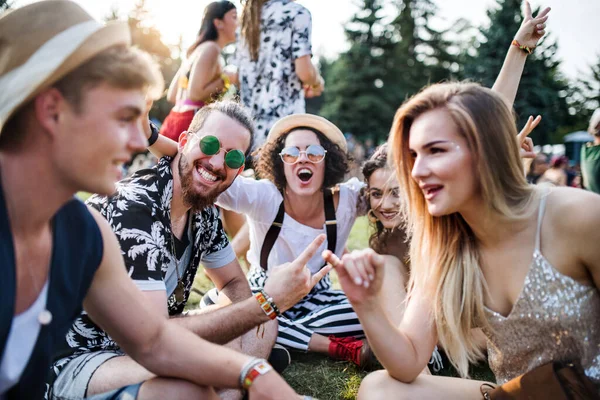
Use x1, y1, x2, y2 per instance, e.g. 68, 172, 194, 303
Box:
159, 110, 196, 142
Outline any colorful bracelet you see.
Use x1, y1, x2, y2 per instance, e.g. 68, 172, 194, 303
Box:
239, 358, 272, 390
260, 289, 281, 317
511, 39, 534, 55
255, 292, 277, 320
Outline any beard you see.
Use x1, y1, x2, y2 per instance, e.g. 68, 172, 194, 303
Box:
178, 153, 226, 212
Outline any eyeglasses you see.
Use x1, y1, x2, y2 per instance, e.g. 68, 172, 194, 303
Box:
199, 135, 245, 169
279, 145, 327, 165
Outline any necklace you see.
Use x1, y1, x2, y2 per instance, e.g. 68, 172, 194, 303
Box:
22, 256, 53, 326
169, 229, 186, 304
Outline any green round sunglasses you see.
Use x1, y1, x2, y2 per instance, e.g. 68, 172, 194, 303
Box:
199, 135, 245, 169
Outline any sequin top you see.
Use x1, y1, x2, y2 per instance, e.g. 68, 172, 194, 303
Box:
483, 194, 600, 387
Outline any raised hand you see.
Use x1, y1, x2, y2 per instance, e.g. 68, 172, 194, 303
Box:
514, 1, 550, 50
518, 115, 541, 158
263, 234, 331, 312
322, 248, 385, 306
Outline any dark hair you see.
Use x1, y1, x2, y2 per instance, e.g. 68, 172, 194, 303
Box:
187, 1, 236, 58
362, 143, 409, 264
255, 127, 350, 192
187, 100, 255, 158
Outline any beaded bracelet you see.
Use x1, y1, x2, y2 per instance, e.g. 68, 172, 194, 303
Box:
260, 289, 281, 317
511, 39, 534, 55
239, 358, 272, 390
255, 292, 277, 320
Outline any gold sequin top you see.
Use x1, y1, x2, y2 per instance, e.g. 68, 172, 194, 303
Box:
483, 194, 600, 387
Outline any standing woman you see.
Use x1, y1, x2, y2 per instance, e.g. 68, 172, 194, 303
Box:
160, 1, 238, 142
230, 0, 325, 149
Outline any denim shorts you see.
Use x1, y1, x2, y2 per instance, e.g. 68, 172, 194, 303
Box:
51, 350, 141, 400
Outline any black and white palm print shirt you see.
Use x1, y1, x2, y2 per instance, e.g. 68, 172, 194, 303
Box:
49, 156, 235, 377
233, 0, 313, 147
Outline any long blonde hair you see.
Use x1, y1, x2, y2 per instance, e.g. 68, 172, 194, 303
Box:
240, 0, 268, 61
389, 82, 538, 377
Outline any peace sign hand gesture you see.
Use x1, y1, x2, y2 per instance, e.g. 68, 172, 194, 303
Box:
514, 1, 551, 50
518, 115, 541, 159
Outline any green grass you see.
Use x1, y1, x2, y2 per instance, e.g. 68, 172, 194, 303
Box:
191, 216, 494, 399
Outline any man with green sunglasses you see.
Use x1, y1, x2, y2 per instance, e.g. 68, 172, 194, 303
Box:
53, 101, 329, 399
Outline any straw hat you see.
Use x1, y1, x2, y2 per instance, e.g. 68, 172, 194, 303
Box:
266, 114, 348, 152
0, 0, 131, 133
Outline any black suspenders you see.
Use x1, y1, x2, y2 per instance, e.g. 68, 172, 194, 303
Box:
259, 189, 337, 271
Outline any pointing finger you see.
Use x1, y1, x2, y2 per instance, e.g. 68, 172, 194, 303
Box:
293, 234, 325, 269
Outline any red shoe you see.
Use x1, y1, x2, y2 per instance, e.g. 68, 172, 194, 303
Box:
328, 335, 377, 369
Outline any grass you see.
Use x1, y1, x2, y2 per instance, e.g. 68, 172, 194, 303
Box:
189, 217, 494, 399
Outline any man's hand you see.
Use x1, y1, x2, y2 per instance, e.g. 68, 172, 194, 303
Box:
322, 248, 385, 308
248, 370, 298, 399
263, 234, 331, 312
514, 1, 550, 50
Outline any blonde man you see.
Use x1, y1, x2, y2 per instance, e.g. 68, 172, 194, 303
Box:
0, 1, 304, 399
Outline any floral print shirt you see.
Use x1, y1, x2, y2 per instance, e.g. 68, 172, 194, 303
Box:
233, 0, 313, 147
48, 156, 234, 386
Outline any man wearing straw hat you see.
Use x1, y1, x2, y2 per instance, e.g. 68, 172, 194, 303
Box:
0, 1, 303, 399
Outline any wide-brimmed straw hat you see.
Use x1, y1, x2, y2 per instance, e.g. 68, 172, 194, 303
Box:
0, 0, 131, 134
266, 114, 348, 152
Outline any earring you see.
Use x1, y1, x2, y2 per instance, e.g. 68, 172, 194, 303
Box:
367, 209, 379, 224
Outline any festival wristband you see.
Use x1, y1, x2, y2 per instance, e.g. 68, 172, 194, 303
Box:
255, 291, 277, 320
260, 289, 281, 316
239, 358, 272, 390
147, 121, 159, 146
511, 39, 534, 55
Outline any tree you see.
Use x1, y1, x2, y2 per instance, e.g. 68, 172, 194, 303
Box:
123, 0, 181, 122
320, 0, 396, 141
462, 0, 571, 144
1, 0, 12, 12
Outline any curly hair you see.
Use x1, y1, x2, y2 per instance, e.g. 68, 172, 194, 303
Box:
362, 143, 409, 265
255, 127, 350, 192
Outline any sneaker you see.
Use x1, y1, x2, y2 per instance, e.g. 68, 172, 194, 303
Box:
268, 344, 291, 374
199, 288, 219, 309
328, 335, 377, 369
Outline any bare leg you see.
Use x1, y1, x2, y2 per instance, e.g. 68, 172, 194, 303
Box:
307, 333, 331, 354
220, 320, 278, 400
358, 370, 490, 400
87, 356, 218, 398
138, 377, 219, 400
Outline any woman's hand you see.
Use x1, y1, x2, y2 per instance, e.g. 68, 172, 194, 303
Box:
322, 248, 385, 307
518, 115, 541, 158
514, 1, 550, 50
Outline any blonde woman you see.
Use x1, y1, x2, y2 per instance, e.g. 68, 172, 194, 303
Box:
324, 34, 600, 400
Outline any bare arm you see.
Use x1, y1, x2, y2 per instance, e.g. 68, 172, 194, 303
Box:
83, 209, 252, 388
188, 43, 224, 102
323, 249, 437, 382
204, 259, 252, 303
153, 235, 330, 345
166, 68, 182, 104
492, 2, 550, 108
295, 55, 320, 86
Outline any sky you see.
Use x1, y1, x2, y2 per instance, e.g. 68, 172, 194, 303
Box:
13, 0, 600, 80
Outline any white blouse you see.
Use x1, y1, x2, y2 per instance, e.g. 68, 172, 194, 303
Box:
217, 177, 364, 274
